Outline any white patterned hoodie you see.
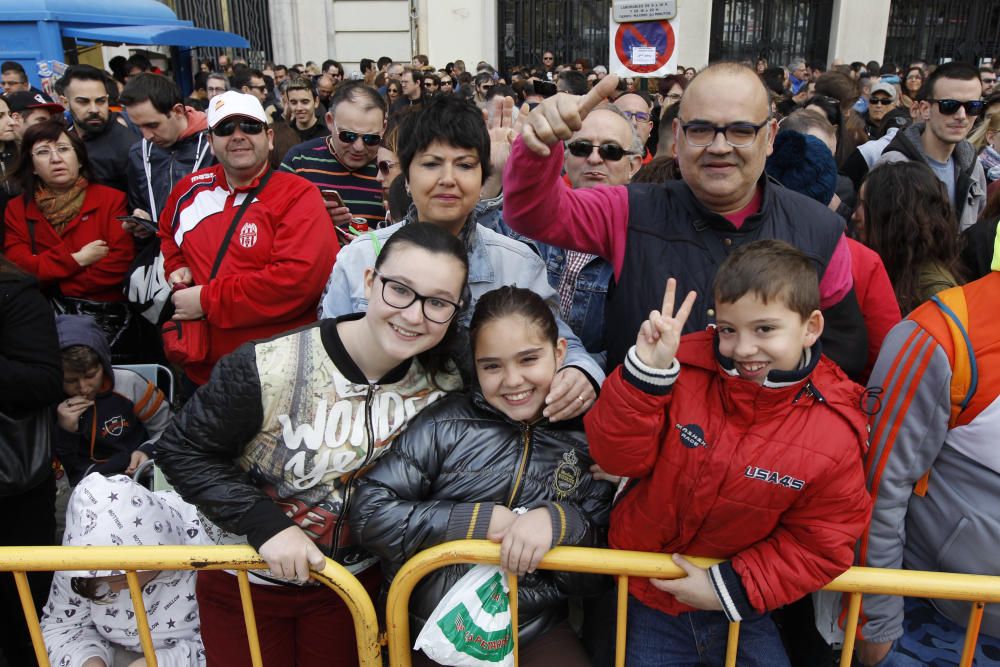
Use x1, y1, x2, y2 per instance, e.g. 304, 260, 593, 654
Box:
40, 474, 206, 667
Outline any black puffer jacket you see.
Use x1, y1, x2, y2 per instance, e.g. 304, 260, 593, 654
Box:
350, 392, 614, 643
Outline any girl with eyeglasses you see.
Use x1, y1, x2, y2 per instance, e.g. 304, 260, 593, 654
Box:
3, 120, 138, 361
901, 66, 924, 109
351, 286, 613, 667
157, 222, 468, 667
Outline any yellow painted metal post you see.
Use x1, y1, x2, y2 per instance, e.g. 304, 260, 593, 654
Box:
237, 570, 264, 667
13, 571, 50, 667
724, 622, 740, 667
959, 602, 985, 667
509, 573, 519, 666
125, 571, 158, 667
311, 561, 383, 667
839, 592, 862, 667
615, 574, 628, 667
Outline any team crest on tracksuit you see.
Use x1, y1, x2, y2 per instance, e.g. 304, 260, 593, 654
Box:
239, 221, 258, 248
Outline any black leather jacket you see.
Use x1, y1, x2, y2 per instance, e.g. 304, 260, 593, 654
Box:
349, 392, 614, 643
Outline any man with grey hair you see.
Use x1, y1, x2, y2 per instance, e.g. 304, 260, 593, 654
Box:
614, 91, 655, 161
206, 72, 229, 100
788, 57, 809, 94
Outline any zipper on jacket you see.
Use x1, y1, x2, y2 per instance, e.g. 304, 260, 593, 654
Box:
330, 383, 377, 560
505, 425, 533, 508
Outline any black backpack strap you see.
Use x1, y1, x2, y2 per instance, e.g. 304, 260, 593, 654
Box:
208, 169, 273, 280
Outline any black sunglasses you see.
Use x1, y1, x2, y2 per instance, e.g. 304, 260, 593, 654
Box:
212, 119, 266, 136
566, 140, 634, 161
337, 129, 382, 146
928, 98, 985, 116
377, 159, 397, 176
869, 98, 895, 106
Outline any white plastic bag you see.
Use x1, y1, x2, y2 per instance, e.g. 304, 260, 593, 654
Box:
414, 565, 514, 666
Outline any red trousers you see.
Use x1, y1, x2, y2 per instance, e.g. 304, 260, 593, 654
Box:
196, 567, 381, 667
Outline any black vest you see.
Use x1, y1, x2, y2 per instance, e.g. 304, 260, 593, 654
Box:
603, 178, 843, 371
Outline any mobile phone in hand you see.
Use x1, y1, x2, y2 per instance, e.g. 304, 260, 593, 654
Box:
117, 215, 158, 234
320, 189, 345, 208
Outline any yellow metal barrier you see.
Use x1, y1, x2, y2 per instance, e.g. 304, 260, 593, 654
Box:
0, 545, 381, 667
384, 540, 1000, 667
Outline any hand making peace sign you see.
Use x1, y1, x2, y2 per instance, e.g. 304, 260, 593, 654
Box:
635, 278, 697, 370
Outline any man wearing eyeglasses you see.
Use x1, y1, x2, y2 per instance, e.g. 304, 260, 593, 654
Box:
981, 67, 997, 95
615, 92, 656, 163
158, 91, 336, 387
504, 63, 868, 380
281, 81, 386, 236
876, 61, 986, 231
391, 69, 424, 117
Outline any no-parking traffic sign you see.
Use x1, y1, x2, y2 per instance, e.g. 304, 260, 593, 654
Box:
608, 10, 678, 78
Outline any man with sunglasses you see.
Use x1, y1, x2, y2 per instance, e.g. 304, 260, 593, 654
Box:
281, 81, 386, 235
504, 64, 867, 381
158, 91, 336, 387
862, 81, 899, 139
876, 61, 986, 231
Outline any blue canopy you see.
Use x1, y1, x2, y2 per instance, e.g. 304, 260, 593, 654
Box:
61, 24, 249, 48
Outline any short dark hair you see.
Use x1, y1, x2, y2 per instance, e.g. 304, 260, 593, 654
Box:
360, 58, 376, 74
285, 77, 316, 98
61, 344, 102, 375
126, 54, 153, 73
232, 68, 264, 91
377, 56, 393, 70
119, 73, 182, 115
557, 70, 588, 95
398, 94, 491, 184
11, 121, 91, 195
1, 61, 27, 80
921, 61, 981, 101
329, 80, 386, 116
470, 286, 559, 357
322, 59, 344, 76
713, 240, 820, 319
58, 64, 106, 92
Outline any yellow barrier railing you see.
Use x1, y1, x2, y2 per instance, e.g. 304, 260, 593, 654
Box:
384, 540, 1000, 667
0, 545, 381, 667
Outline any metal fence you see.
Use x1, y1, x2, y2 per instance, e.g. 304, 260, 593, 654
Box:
0, 545, 381, 667
709, 0, 834, 68
884, 0, 1000, 66
168, 0, 273, 67
498, 0, 611, 73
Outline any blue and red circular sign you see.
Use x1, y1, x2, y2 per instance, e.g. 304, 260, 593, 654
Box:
614, 20, 675, 74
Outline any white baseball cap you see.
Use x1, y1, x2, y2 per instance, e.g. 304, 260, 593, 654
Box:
206, 90, 267, 129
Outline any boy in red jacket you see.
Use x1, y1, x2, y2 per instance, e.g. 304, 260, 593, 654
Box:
585, 240, 871, 666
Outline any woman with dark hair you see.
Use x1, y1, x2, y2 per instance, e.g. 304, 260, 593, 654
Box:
157, 223, 469, 667
0, 95, 18, 247
901, 66, 924, 109
859, 162, 964, 314
321, 93, 604, 419
814, 71, 867, 166
0, 252, 63, 665
385, 79, 402, 105
2, 121, 136, 359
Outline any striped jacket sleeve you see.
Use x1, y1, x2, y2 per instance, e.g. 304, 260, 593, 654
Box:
857, 319, 953, 643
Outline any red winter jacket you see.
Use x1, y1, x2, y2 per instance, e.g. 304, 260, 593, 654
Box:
159, 164, 337, 384
4, 184, 133, 302
585, 331, 871, 620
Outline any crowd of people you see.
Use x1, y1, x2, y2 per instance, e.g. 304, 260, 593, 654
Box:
0, 47, 999, 667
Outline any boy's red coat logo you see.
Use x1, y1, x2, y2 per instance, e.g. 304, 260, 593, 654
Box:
102, 416, 126, 437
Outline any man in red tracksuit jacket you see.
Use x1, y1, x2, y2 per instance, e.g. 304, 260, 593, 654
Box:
585, 240, 871, 667
159, 91, 337, 385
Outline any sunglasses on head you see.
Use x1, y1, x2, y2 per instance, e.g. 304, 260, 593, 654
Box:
928, 98, 985, 115
566, 140, 633, 161
212, 119, 266, 136
337, 129, 382, 146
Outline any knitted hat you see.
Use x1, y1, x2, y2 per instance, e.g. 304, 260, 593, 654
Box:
766, 130, 837, 206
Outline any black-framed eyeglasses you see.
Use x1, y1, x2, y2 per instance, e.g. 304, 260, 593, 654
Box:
212, 119, 266, 136
566, 140, 635, 161
336, 125, 382, 146
928, 98, 985, 116
869, 98, 895, 106
622, 110, 651, 123
377, 159, 398, 176
678, 118, 770, 148
375, 272, 460, 323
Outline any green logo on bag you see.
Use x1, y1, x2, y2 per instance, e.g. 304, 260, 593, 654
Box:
437, 573, 513, 661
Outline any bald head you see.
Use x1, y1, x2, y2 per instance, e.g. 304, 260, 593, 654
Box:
679, 63, 770, 120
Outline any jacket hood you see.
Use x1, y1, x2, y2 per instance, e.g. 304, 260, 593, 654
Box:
677, 330, 868, 453
62, 473, 205, 577
56, 314, 113, 384
885, 123, 977, 173
178, 106, 208, 141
